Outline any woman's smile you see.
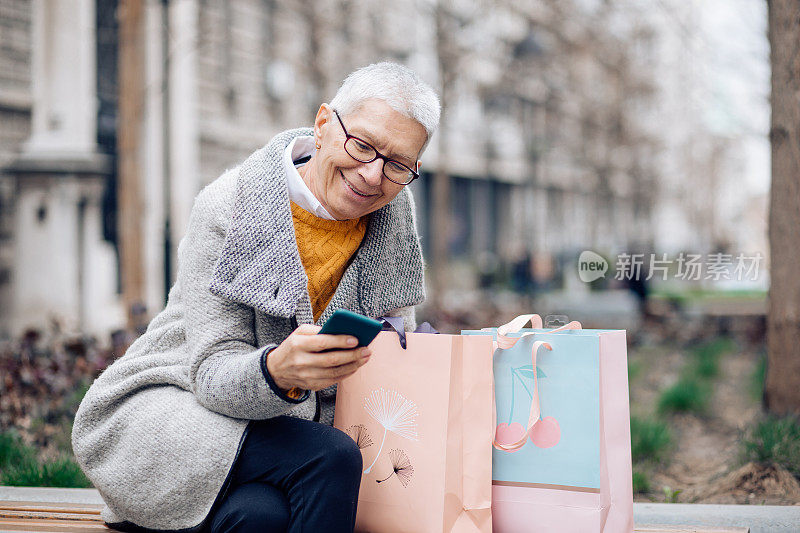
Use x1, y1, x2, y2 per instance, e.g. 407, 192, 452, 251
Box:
340, 170, 379, 200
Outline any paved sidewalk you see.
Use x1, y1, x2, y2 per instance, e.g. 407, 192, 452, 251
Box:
634, 502, 800, 533
0, 486, 103, 505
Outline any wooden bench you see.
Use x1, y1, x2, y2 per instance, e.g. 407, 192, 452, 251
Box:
0, 501, 108, 531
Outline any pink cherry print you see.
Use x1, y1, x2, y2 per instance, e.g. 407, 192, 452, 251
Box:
529, 416, 561, 448
495, 422, 527, 451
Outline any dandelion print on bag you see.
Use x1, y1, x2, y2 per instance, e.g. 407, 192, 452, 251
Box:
362, 388, 419, 475
347, 424, 374, 450
376, 448, 414, 487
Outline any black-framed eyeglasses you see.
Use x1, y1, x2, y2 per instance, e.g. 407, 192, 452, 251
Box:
333, 109, 420, 185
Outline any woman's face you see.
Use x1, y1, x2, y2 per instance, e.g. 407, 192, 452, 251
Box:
302, 99, 428, 220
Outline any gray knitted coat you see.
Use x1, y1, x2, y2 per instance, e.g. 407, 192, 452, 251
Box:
71, 128, 425, 532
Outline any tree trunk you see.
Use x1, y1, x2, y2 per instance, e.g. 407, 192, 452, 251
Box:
117, 0, 146, 329
765, 0, 800, 415
429, 3, 451, 312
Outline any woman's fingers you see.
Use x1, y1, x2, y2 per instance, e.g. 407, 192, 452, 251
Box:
309, 347, 371, 368
328, 358, 367, 379
307, 360, 365, 390
299, 333, 359, 353
295, 349, 370, 389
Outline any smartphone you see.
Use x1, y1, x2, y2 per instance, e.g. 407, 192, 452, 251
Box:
318, 309, 383, 348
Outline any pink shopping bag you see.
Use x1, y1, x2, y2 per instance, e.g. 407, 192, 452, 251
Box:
464, 314, 634, 533
334, 326, 495, 533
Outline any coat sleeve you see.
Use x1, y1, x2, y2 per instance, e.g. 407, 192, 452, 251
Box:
181, 172, 309, 420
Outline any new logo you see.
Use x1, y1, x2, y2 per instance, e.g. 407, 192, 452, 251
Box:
578, 251, 608, 282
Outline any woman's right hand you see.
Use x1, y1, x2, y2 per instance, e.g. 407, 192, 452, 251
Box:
265, 324, 372, 392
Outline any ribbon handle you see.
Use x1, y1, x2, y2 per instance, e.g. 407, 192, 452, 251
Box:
494, 315, 581, 350
379, 316, 438, 349
491, 314, 582, 451
496, 314, 543, 336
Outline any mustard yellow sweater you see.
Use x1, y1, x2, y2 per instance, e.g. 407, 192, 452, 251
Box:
290, 201, 368, 322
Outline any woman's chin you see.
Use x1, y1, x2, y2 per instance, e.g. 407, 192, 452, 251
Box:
331, 187, 381, 219
330, 201, 374, 220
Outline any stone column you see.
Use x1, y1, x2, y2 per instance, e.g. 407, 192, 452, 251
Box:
168, 0, 200, 263
25, 0, 98, 158
6, 0, 123, 337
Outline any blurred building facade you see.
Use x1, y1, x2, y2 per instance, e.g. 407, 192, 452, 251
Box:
0, 0, 768, 337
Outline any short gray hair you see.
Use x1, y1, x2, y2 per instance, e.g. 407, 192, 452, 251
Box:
329, 62, 441, 152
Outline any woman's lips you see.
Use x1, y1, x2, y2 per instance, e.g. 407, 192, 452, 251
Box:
341, 171, 378, 199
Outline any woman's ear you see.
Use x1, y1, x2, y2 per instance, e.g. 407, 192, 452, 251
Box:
314, 104, 333, 147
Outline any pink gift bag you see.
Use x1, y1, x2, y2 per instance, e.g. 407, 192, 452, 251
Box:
464, 314, 634, 533
334, 326, 495, 533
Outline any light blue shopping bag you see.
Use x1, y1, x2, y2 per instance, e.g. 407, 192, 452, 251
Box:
463, 314, 634, 533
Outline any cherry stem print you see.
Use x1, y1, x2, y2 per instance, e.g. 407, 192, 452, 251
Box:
362, 388, 419, 474
376, 448, 414, 487
506, 365, 543, 425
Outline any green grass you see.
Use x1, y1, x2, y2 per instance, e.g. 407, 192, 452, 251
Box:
656, 339, 734, 416
632, 469, 650, 494
662, 486, 682, 503
0, 429, 91, 488
692, 337, 736, 359
686, 337, 736, 380
749, 354, 767, 402
631, 416, 672, 463
0, 374, 94, 489
657, 377, 710, 416
740, 415, 800, 478
0, 430, 36, 469
1, 454, 91, 487
628, 359, 642, 383
692, 354, 719, 380
651, 289, 767, 305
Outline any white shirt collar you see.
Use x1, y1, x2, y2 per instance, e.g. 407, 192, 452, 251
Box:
284, 136, 335, 220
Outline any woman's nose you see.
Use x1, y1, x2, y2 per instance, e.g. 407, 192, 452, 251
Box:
360, 159, 384, 187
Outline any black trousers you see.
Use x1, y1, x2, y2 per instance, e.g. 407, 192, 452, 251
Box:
206, 416, 363, 533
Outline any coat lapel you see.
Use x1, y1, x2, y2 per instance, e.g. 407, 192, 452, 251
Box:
209, 128, 311, 318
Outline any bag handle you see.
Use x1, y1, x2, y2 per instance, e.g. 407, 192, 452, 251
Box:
494, 314, 582, 350
379, 317, 438, 349
496, 314, 543, 335
491, 314, 582, 451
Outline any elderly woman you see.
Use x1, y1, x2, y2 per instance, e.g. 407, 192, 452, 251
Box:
72, 62, 440, 533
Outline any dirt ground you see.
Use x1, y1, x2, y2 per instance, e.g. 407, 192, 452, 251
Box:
629, 336, 800, 505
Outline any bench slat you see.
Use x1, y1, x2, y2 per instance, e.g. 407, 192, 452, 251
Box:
1, 510, 104, 522
0, 518, 108, 531
0, 502, 104, 513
